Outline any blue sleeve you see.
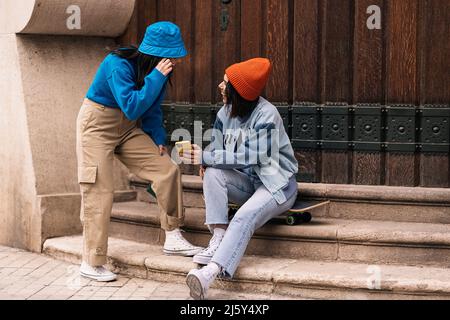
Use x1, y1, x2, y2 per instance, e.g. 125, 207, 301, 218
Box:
107, 66, 167, 121
141, 88, 167, 146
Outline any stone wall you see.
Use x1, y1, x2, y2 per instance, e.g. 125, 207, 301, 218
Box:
0, 0, 136, 251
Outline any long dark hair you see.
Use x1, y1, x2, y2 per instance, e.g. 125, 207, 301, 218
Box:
226, 81, 259, 118
111, 46, 172, 89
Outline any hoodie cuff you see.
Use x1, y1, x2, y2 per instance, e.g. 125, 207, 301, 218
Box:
153, 131, 167, 147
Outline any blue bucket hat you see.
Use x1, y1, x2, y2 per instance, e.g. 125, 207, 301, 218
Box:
138, 21, 187, 58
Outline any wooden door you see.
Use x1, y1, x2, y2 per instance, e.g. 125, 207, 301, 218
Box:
118, 0, 450, 187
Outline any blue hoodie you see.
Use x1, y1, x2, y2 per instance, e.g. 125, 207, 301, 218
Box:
86, 53, 168, 146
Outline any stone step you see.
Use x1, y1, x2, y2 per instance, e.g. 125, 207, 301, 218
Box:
109, 201, 450, 268
114, 190, 137, 202
131, 175, 450, 224
43, 235, 450, 300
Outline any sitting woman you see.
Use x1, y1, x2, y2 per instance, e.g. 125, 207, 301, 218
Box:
181, 58, 299, 299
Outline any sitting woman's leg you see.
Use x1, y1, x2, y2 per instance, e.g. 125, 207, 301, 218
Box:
187, 182, 297, 299
193, 168, 255, 265
212, 184, 297, 278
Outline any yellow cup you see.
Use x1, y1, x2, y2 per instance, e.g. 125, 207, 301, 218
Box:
175, 141, 192, 156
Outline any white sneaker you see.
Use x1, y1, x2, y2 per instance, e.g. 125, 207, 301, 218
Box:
163, 229, 203, 257
79, 262, 117, 282
193, 233, 223, 265
186, 264, 219, 300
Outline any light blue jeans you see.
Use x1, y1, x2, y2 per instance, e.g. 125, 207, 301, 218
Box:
203, 168, 297, 278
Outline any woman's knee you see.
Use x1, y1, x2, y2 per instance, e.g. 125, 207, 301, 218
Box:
204, 167, 224, 183
163, 159, 181, 179
231, 208, 257, 228
150, 160, 181, 187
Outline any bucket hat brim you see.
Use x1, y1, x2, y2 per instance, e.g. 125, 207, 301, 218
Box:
138, 44, 188, 58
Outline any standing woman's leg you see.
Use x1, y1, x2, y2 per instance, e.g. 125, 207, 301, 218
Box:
116, 128, 183, 230
76, 100, 119, 280
116, 128, 202, 256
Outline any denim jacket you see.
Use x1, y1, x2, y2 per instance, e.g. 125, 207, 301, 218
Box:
202, 97, 298, 204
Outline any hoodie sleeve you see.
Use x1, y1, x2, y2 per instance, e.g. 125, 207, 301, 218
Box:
107, 65, 167, 121
141, 88, 168, 146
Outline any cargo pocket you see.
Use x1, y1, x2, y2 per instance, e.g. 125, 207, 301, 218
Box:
77, 106, 94, 133
78, 165, 98, 184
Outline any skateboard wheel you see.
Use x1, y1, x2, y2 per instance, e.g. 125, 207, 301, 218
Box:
228, 207, 237, 220
301, 212, 312, 223
146, 184, 156, 198
286, 215, 297, 226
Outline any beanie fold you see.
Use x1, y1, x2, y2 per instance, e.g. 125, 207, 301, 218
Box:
225, 58, 271, 101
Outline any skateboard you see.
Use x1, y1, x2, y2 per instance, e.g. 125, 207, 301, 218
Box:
146, 183, 330, 226
228, 200, 330, 226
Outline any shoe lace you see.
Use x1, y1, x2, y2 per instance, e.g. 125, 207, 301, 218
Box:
213, 267, 227, 290
93, 266, 108, 274
172, 230, 196, 248
215, 276, 226, 290
201, 234, 223, 255
202, 268, 215, 281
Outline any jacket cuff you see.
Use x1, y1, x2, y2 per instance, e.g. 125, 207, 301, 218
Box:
202, 151, 214, 167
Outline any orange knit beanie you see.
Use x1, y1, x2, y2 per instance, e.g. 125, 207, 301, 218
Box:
225, 58, 272, 101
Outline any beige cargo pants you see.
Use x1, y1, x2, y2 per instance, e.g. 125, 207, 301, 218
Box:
76, 98, 184, 266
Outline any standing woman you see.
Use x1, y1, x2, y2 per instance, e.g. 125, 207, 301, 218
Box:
181, 58, 299, 299
77, 22, 202, 282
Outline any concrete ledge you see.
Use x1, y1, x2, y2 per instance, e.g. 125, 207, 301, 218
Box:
112, 201, 450, 249
133, 173, 450, 206
302, 183, 450, 205
169, 175, 450, 224
43, 235, 450, 299
111, 202, 450, 247
0, 0, 136, 37
178, 175, 450, 205
29, 190, 136, 252
110, 201, 450, 267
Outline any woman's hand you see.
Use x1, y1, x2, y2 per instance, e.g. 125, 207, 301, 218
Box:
199, 166, 206, 180
159, 145, 168, 156
181, 144, 202, 165
156, 58, 174, 76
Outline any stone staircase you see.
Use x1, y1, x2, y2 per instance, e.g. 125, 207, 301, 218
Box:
43, 175, 450, 299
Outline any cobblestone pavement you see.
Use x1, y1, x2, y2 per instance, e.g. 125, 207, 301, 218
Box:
0, 245, 299, 300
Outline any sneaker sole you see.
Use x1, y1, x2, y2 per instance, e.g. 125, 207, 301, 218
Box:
80, 272, 117, 282
192, 255, 212, 265
163, 249, 203, 257
186, 274, 205, 300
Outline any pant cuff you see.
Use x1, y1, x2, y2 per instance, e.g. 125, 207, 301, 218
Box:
211, 259, 234, 279
205, 221, 230, 226
161, 215, 185, 231
85, 254, 107, 267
